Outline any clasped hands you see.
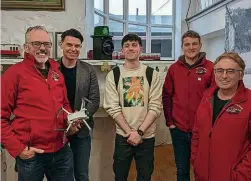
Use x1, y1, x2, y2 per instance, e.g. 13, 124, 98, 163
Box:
126, 130, 143, 146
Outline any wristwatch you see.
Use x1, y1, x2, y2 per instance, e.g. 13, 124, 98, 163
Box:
137, 129, 144, 136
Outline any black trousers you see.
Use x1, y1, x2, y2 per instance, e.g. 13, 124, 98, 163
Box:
113, 134, 155, 181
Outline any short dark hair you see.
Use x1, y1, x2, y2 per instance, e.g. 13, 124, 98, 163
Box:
182, 30, 201, 45
121, 33, 142, 47
61, 29, 84, 43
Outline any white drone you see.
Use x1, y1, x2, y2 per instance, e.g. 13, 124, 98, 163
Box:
56, 98, 92, 133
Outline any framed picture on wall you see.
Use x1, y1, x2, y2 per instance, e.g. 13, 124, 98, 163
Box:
1, 0, 65, 10
55, 32, 63, 59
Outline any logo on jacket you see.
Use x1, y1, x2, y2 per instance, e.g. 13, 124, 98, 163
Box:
51, 71, 59, 81
196, 67, 207, 75
226, 104, 243, 114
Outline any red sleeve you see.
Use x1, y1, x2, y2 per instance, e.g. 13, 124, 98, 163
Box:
232, 116, 251, 181
162, 67, 174, 127
1, 67, 26, 158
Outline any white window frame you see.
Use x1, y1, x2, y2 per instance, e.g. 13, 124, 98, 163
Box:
90, 0, 176, 60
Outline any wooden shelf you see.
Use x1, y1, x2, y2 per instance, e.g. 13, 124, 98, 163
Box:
1, 58, 174, 66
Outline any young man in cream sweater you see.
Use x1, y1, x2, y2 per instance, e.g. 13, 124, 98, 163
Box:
103, 33, 162, 181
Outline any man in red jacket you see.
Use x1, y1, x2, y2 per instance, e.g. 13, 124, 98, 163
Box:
162, 30, 214, 181
191, 52, 251, 181
1, 26, 78, 181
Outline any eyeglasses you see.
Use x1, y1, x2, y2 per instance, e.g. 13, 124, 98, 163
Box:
214, 68, 243, 75
29, 41, 52, 49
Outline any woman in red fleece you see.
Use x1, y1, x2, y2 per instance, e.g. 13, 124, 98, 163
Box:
191, 52, 251, 181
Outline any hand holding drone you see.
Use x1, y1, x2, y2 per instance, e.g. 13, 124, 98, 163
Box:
56, 98, 92, 134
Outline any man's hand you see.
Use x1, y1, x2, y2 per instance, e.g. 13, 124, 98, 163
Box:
126, 130, 143, 146
18, 146, 44, 160
66, 119, 82, 136
169, 125, 176, 129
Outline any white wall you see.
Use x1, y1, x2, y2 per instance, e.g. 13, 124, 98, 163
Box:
184, 0, 251, 60
1, 0, 86, 58
201, 29, 225, 61
188, 0, 249, 36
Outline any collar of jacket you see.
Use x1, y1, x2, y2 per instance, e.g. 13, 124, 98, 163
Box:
23, 52, 59, 71
178, 52, 207, 69
204, 80, 247, 105
57, 57, 79, 71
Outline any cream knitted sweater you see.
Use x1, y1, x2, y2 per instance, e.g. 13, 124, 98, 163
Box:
103, 64, 162, 138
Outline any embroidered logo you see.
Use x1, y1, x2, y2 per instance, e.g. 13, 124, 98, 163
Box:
196, 67, 207, 75
51, 71, 59, 81
226, 104, 243, 114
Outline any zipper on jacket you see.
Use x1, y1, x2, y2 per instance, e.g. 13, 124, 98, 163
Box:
208, 99, 213, 181
209, 130, 212, 138
33, 63, 60, 152
50, 69, 58, 153
208, 135, 212, 181
187, 70, 191, 131
28, 120, 32, 150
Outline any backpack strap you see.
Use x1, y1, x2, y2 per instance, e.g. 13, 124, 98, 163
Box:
113, 66, 153, 89
113, 66, 120, 90
146, 66, 154, 87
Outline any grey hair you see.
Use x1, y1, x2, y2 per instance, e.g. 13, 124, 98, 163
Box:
25, 25, 48, 43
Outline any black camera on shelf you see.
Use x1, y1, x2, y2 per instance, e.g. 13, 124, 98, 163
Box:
91, 26, 114, 60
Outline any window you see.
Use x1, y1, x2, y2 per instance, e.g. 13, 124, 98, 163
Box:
94, 14, 104, 26
93, 0, 174, 59
109, 0, 123, 19
128, 24, 146, 36
94, 0, 104, 12
113, 39, 122, 51
151, 27, 172, 57
109, 20, 124, 50
109, 20, 123, 36
128, 0, 146, 23
151, 0, 172, 25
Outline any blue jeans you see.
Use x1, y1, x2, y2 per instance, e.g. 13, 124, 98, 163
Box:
113, 134, 155, 181
70, 135, 91, 181
170, 127, 192, 181
16, 144, 74, 181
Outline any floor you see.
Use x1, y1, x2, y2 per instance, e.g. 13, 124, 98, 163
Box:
128, 144, 195, 181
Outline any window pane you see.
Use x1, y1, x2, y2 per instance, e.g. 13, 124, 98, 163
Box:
113, 39, 122, 51
94, 14, 104, 26
141, 40, 146, 53
151, 0, 172, 25
128, 24, 146, 52
128, 0, 146, 23
94, 0, 103, 12
109, 0, 123, 19
151, 27, 172, 37
109, 20, 123, 36
151, 39, 172, 57
128, 24, 146, 36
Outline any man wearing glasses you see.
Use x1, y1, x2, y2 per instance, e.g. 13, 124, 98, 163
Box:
191, 52, 251, 181
58, 29, 100, 181
1, 26, 76, 181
